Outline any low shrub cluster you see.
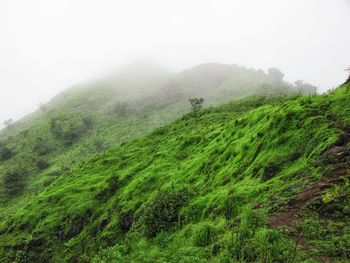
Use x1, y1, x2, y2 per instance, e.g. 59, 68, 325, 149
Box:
137, 189, 192, 237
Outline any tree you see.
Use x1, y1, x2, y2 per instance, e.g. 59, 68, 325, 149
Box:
267, 68, 284, 82
0, 145, 13, 161
295, 80, 317, 95
50, 116, 86, 145
33, 137, 51, 155
38, 103, 48, 112
3, 119, 13, 128
346, 67, 350, 83
36, 159, 50, 170
3, 169, 26, 197
112, 102, 129, 117
189, 97, 204, 116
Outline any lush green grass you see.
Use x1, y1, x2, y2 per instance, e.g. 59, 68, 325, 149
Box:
0, 64, 296, 205
0, 83, 349, 262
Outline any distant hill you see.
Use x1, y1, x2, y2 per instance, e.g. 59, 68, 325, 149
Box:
0, 63, 298, 204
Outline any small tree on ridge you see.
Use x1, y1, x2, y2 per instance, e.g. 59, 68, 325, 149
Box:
189, 97, 204, 117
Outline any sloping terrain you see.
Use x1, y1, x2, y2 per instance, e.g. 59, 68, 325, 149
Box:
0, 83, 349, 262
0, 63, 296, 205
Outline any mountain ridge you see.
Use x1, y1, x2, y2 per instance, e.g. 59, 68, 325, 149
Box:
0, 83, 349, 262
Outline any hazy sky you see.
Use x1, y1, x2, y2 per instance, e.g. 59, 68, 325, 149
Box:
1, 0, 350, 127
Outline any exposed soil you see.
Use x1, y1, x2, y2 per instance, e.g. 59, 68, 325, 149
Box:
268, 137, 350, 228
267, 131, 350, 262
268, 179, 329, 228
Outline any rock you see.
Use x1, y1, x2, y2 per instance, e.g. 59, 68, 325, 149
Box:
321, 146, 350, 164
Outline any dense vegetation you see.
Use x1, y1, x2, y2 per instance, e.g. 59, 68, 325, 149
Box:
0, 77, 348, 262
0, 63, 298, 203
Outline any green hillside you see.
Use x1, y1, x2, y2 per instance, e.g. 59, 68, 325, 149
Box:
0, 81, 349, 262
0, 63, 297, 205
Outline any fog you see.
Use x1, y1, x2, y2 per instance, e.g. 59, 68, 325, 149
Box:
0, 0, 349, 127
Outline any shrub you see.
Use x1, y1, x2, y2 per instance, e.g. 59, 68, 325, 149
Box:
193, 223, 217, 247
36, 159, 50, 170
138, 189, 191, 237
33, 137, 51, 156
3, 169, 27, 197
95, 176, 120, 202
222, 194, 242, 219
112, 102, 129, 117
93, 139, 106, 152
50, 115, 88, 145
82, 116, 94, 129
0, 145, 13, 161
229, 209, 295, 262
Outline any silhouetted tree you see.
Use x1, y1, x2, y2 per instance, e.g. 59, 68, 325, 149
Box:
111, 102, 130, 117
295, 80, 317, 95
189, 97, 204, 116
50, 115, 87, 145
0, 145, 13, 161
3, 169, 26, 197
267, 68, 284, 82
38, 103, 48, 112
36, 159, 50, 170
3, 119, 13, 128
33, 137, 51, 155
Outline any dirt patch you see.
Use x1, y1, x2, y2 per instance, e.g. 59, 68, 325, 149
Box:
269, 132, 350, 228
268, 180, 329, 228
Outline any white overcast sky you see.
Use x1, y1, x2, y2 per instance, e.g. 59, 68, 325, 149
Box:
0, 0, 350, 126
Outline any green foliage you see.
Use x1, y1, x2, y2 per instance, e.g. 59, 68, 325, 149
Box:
50, 114, 89, 145
192, 223, 218, 247
138, 189, 191, 237
228, 209, 295, 262
33, 137, 51, 156
82, 116, 94, 129
0, 144, 13, 161
36, 159, 50, 170
111, 102, 129, 117
95, 175, 120, 202
189, 97, 204, 116
0, 81, 349, 262
296, 216, 350, 258
268, 67, 284, 82
93, 139, 106, 152
3, 169, 27, 197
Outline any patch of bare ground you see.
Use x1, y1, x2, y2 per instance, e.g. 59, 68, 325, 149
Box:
267, 133, 350, 262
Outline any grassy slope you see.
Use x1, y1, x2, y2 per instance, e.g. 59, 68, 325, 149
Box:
0, 64, 295, 205
1, 84, 349, 262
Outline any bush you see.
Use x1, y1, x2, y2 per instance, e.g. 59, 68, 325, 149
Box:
138, 189, 191, 237
193, 223, 217, 247
112, 102, 129, 117
36, 159, 50, 170
3, 169, 27, 197
93, 139, 106, 152
222, 193, 242, 219
33, 137, 51, 155
228, 209, 295, 262
82, 116, 94, 129
50, 115, 88, 145
0, 145, 13, 161
95, 176, 120, 202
